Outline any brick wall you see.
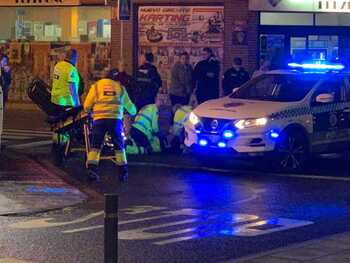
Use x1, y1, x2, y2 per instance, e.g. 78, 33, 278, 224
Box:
224, 0, 258, 73
110, 0, 258, 75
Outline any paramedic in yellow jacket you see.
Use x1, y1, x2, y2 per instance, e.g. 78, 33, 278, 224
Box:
128, 103, 161, 154
52, 49, 80, 108
168, 104, 192, 152
84, 68, 137, 182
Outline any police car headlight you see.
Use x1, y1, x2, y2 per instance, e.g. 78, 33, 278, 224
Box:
235, 118, 268, 130
189, 112, 200, 125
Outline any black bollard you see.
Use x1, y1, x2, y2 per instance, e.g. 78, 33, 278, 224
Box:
104, 193, 118, 263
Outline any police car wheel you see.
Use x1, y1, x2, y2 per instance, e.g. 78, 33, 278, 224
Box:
274, 130, 308, 172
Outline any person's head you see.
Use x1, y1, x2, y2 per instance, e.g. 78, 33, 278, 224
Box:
66, 49, 78, 66
107, 68, 119, 81
118, 60, 127, 72
202, 47, 214, 60
144, 52, 154, 64
179, 52, 190, 65
233, 57, 242, 69
261, 59, 271, 71
0, 54, 9, 67
172, 104, 182, 114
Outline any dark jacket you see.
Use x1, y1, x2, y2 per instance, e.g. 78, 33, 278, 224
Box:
115, 71, 136, 101
193, 57, 220, 104
170, 62, 193, 98
222, 67, 249, 96
1, 67, 11, 104
135, 62, 162, 108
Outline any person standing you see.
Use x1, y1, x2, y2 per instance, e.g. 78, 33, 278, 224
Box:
0, 54, 12, 109
252, 58, 271, 79
193, 48, 220, 104
51, 49, 80, 110
169, 52, 193, 106
135, 52, 162, 108
84, 68, 137, 182
222, 57, 249, 96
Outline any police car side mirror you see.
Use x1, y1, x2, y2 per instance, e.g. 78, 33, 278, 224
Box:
315, 93, 334, 104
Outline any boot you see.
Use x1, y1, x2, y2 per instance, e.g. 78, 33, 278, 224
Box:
87, 165, 100, 182
118, 165, 128, 183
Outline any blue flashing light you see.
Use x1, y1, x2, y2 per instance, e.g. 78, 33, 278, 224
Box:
223, 130, 234, 139
288, 60, 345, 71
218, 142, 227, 148
269, 130, 280, 139
199, 139, 208, 146
195, 130, 201, 134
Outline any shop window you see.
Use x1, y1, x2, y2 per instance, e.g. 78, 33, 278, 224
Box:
308, 35, 339, 60
316, 13, 350, 26
0, 6, 112, 104
259, 34, 285, 70
0, 6, 111, 42
260, 12, 313, 26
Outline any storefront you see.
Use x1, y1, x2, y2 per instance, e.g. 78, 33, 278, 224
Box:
0, 0, 111, 103
109, 0, 259, 99
250, 0, 350, 69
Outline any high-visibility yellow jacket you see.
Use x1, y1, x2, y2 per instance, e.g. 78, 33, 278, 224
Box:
51, 61, 80, 107
172, 105, 192, 137
84, 78, 136, 120
132, 104, 159, 141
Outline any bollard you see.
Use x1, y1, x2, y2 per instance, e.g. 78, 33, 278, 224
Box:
104, 193, 118, 263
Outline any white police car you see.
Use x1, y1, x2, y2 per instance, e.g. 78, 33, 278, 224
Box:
185, 61, 350, 171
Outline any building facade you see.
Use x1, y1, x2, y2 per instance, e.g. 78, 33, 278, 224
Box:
2, 0, 350, 103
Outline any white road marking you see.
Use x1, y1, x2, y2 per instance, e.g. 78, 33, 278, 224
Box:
9, 211, 103, 229
3, 129, 51, 135
7, 140, 52, 150
1, 135, 32, 140
2, 133, 51, 138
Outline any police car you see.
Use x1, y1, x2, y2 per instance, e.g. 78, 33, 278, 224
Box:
185, 61, 350, 171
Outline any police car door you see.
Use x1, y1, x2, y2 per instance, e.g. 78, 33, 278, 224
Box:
311, 76, 347, 152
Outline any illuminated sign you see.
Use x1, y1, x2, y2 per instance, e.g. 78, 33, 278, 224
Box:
249, 0, 350, 13
1, 0, 80, 6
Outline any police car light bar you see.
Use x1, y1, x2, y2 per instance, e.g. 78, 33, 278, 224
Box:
288, 61, 345, 71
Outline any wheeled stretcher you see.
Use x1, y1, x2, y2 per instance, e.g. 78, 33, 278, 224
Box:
27, 78, 118, 167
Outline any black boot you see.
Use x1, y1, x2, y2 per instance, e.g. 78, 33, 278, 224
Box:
87, 165, 100, 182
118, 165, 128, 183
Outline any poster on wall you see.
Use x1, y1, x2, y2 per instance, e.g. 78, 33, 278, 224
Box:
138, 6, 224, 91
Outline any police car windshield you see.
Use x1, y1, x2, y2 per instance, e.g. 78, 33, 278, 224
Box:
230, 74, 320, 102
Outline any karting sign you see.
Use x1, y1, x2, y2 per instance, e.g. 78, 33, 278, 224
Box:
2, 0, 80, 6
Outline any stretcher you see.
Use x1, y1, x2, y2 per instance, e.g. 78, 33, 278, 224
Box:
27, 78, 118, 167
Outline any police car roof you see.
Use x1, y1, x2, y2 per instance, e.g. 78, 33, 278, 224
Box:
264, 69, 350, 76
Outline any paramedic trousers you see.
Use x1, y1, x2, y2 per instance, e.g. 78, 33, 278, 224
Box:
87, 119, 127, 168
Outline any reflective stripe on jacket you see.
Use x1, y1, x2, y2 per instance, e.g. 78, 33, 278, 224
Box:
84, 78, 136, 120
132, 104, 159, 141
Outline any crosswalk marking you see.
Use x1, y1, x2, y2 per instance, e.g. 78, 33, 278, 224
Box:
7, 140, 52, 150
3, 129, 52, 135
1, 129, 52, 149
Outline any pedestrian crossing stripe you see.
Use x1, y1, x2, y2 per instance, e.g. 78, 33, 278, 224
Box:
3, 129, 52, 136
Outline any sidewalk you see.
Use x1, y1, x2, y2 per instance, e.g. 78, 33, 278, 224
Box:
0, 150, 87, 215
230, 231, 350, 263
